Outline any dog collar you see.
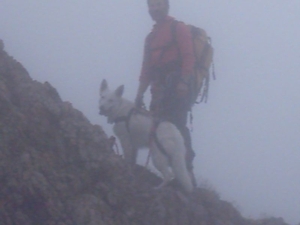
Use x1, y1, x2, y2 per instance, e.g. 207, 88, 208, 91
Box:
112, 108, 137, 134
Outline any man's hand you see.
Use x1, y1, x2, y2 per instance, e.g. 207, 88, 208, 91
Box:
135, 80, 150, 108
135, 95, 145, 108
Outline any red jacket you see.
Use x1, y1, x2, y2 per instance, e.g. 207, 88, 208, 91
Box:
140, 16, 195, 83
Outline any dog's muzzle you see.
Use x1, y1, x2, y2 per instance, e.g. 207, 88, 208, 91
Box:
99, 106, 108, 116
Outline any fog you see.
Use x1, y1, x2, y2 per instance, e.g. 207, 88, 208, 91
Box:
1, 1, 300, 224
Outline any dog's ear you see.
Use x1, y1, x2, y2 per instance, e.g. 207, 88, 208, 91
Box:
100, 79, 108, 94
115, 85, 124, 97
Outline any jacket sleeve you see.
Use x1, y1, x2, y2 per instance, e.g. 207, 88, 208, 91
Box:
139, 33, 152, 84
176, 22, 195, 78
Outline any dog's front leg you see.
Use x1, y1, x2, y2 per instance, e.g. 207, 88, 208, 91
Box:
118, 134, 137, 165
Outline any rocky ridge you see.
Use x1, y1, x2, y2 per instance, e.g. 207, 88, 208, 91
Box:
0, 39, 291, 225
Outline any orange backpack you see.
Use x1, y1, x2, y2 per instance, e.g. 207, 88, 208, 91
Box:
189, 25, 215, 104
172, 21, 215, 105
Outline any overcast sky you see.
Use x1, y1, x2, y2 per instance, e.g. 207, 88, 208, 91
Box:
1, 1, 300, 224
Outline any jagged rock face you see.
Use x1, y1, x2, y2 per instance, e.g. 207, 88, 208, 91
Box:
0, 40, 290, 225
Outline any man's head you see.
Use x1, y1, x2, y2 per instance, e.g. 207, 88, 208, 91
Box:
147, 0, 169, 22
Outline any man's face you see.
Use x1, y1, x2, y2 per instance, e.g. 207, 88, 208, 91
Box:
147, 0, 168, 22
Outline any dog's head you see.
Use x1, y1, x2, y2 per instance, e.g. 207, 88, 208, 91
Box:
99, 79, 124, 117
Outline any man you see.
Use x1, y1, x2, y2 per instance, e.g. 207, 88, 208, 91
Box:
135, 0, 196, 186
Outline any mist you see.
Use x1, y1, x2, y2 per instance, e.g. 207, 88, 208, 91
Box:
1, 1, 299, 224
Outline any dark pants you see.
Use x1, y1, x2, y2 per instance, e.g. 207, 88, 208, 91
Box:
149, 71, 195, 172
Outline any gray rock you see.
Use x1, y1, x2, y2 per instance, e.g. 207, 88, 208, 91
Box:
0, 39, 4, 51
0, 44, 292, 225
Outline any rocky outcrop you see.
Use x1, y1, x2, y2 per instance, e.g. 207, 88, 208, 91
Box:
0, 39, 291, 225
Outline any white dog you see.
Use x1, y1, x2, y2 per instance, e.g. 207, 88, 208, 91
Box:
99, 79, 193, 193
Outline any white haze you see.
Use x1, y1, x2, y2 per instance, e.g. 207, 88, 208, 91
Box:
1, 1, 300, 224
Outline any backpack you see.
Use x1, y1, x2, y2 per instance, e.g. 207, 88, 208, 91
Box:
189, 25, 215, 104
171, 21, 215, 105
